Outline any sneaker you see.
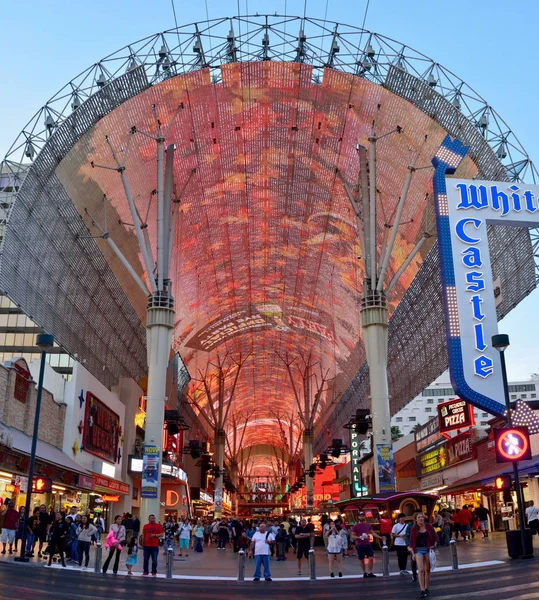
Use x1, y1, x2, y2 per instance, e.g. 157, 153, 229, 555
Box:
8, 549, 12, 555
400, 570, 410, 575
367, 573, 376, 578
330, 573, 335, 578
38, 552, 42, 558
82, 566, 87, 571
265, 578, 272, 581
338, 572, 343, 577
253, 578, 260, 581
143, 572, 149, 576
1, 550, 5, 555
420, 592, 426, 599
425, 590, 430, 596
411, 574, 417, 582
152, 573, 157, 577
363, 573, 368, 578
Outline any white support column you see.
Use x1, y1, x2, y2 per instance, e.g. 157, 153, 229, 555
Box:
140, 297, 174, 520
214, 429, 226, 519
303, 430, 314, 511
361, 293, 391, 494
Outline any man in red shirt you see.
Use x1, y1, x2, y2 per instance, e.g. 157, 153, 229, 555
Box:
142, 514, 164, 576
458, 505, 473, 541
1, 502, 20, 554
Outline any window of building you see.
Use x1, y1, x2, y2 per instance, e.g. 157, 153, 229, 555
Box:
422, 387, 454, 397
395, 417, 403, 422
511, 394, 517, 400
480, 421, 489, 426
425, 408, 432, 413
482, 413, 488, 418
532, 394, 536, 399
408, 417, 416, 422
427, 399, 434, 404
521, 394, 527, 399
508, 384, 535, 393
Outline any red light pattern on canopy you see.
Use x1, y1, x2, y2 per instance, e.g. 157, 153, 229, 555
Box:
56, 62, 478, 474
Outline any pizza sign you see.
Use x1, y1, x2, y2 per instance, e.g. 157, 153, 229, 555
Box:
437, 398, 474, 435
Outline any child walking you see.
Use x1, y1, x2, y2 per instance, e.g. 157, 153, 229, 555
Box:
126, 537, 138, 575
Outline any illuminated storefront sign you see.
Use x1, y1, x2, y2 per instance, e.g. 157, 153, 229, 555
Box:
415, 418, 443, 453
433, 136, 539, 417
101, 494, 120, 502
446, 431, 475, 466
417, 445, 447, 477
494, 427, 532, 462
93, 474, 130, 494
83, 392, 120, 464
438, 398, 474, 435
350, 430, 365, 497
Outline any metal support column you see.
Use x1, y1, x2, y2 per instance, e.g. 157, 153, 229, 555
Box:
303, 430, 314, 511
214, 429, 226, 519
140, 292, 175, 520
361, 291, 392, 493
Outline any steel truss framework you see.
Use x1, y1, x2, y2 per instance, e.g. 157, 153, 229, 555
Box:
0, 15, 536, 469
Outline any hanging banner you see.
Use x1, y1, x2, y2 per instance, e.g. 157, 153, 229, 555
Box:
376, 444, 395, 492
141, 445, 160, 498
438, 398, 475, 435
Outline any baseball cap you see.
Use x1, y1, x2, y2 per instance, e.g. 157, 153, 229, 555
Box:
359, 511, 365, 515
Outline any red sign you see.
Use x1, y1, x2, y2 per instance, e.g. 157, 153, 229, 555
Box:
438, 399, 474, 435
495, 427, 532, 463
101, 494, 120, 502
93, 474, 130, 495
83, 392, 120, 464
446, 432, 475, 466
78, 475, 95, 490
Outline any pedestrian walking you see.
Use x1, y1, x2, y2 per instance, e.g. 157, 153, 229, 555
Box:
326, 521, 346, 577
408, 512, 437, 598
351, 511, 384, 578
77, 515, 97, 570
133, 515, 140, 541
163, 516, 177, 555
392, 513, 411, 574
193, 520, 204, 553
476, 504, 491, 539
178, 518, 192, 557
217, 518, 229, 550
94, 513, 105, 543
526, 501, 539, 534
14, 506, 26, 552
294, 518, 311, 576
142, 514, 164, 576
34, 504, 52, 557
124, 513, 135, 545
1, 501, 20, 555
25, 507, 39, 557
126, 536, 138, 575
275, 524, 288, 560
102, 515, 126, 574
47, 512, 69, 567
251, 522, 274, 581
203, 520, 212, 547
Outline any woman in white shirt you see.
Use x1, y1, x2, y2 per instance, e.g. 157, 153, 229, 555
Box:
326, 521, 347, 577
178, 519, 192, 557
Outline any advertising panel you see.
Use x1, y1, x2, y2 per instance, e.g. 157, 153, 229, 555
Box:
415, 418, 443, 453
141, 445, 160, 498
83, 391, 120, 464
376, 444, 395, 492
446, 431, 475, 466
438, 398, 475, 435
417, 445, 447, 477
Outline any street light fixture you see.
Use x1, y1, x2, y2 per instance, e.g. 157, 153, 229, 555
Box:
14, 332, 54, 563
492, 333, 533, 559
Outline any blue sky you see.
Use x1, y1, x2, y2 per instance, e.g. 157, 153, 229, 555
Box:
1, 0, 538, 379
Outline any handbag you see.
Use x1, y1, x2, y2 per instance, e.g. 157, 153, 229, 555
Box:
429, 548, 437, 571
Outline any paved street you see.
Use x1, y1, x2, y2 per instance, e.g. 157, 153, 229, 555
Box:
0, 533, 537, 598
0, 555, 537, 599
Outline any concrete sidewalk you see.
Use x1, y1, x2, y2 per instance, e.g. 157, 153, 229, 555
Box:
0, 532, 515, 580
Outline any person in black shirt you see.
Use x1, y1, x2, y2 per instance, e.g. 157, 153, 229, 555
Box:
295, 518, 311, 576
34, 504, 51, 558
231, 517, 243, 553
47, 512, 69, 567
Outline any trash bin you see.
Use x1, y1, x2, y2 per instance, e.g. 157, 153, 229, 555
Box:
505, 529, 534, 558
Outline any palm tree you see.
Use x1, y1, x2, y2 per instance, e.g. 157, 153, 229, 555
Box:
391, 426, 403, 442
411, 423, 423, 433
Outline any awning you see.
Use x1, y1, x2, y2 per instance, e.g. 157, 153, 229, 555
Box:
5, 424, 91, 476
443, 456, 539, 494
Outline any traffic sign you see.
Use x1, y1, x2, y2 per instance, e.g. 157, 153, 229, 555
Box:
494, 427, 532, 463
32, 476, 52, 493
494, 475, 512, 491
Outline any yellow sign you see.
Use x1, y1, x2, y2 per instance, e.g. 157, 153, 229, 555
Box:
134, 409, 146, 429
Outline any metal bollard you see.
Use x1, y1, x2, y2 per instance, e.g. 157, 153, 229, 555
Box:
309, 548, 316, 581
237, 549, 245, 582
450, 539, 459, 570
166, 547, 174, 579
382, 545, 390, 577
94, 542, 102, 574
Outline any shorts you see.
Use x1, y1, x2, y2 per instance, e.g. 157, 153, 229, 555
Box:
328, 550, 343, 555
461, 525, 471, 533
355, 545, 374, 560
1, 529, 16, 544
35, 529, 48, 543
479, 520, 489, 531
179, 538, 189, 549
415, 547, 429, 556
296, 546, 310, 560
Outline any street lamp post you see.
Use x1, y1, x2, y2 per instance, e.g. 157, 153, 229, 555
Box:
14, 333, 54, 563
492, 333, 532, 559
